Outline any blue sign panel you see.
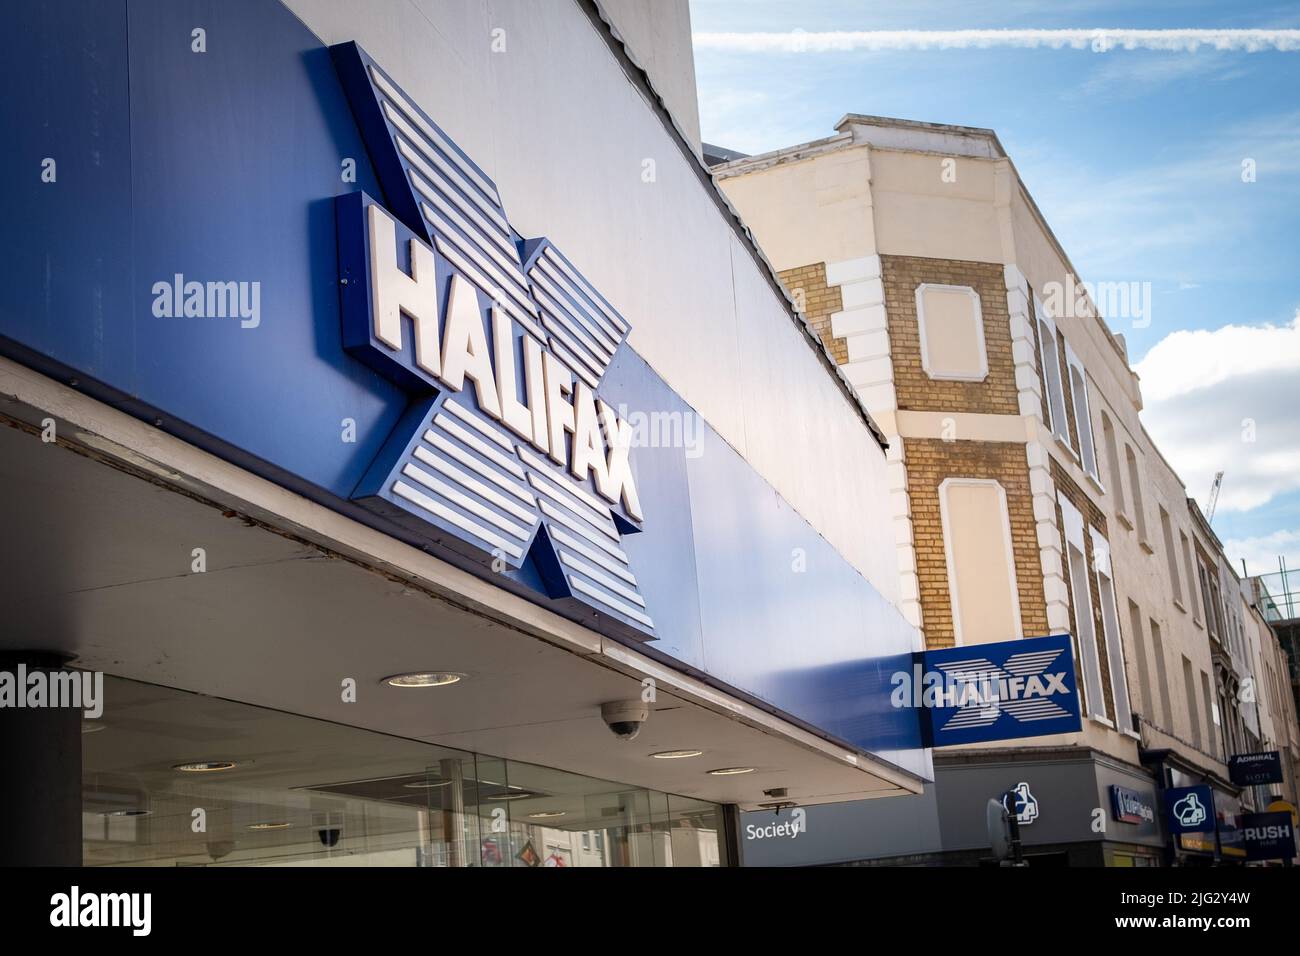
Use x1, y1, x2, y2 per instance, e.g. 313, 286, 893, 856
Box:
897, 634, 1082, 747
1164, 785, 1216, 834
1002, 781, 1040, 825
0, 0, 929, 772
1110, 785, 1156, 825
1241, 811, 1296, 861
329, 42, 656, 641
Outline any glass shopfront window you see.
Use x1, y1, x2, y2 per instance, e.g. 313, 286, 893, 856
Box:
82, 677, 726, 867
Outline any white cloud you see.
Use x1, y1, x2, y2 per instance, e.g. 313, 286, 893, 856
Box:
1135, 311, 1300, 514
1220, 529, 1300, 579
1134, 313, 1300, 402
693, 29, 1300, 54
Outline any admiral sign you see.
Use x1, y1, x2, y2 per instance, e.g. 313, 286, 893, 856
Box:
892, 634, 1083, 747
332, 43, 654, 640
1228, 751, 1284, 787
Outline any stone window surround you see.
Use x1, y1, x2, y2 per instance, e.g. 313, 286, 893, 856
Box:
937, 476, 1024, 646
913, 283, 988, 383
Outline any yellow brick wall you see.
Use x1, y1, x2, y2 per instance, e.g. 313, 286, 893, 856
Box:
904, 439, 1049, 650
777, 262, 848, 365
880, 255, 1019, 415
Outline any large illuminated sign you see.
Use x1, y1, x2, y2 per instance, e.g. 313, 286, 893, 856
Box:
332, 42, 653, 638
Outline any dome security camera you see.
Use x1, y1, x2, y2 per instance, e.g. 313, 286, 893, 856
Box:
600, 700, 649, 740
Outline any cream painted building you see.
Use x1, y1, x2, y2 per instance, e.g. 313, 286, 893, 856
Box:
716, 115, 1300, 865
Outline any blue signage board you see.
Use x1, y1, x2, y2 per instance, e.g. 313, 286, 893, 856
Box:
1241, 811, 1296, 861
331, 36, 658, 641
0, 0, 929, 772
1110, 785, 1156, 825
894, 634, 1082, 747
1164, 785, 1216, 834
1228, 751, 1284, 787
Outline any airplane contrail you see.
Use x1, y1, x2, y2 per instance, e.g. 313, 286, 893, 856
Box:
692, 29, 1300, 54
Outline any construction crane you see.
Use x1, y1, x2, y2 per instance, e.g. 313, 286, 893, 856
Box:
1206, 471, 1224, 524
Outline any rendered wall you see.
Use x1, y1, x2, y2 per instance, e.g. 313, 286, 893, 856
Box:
284, 0, 903, 604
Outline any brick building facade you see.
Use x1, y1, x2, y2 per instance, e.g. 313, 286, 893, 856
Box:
716, 112, 1300, 865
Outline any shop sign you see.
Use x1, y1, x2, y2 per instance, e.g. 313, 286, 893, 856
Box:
1241, 811, 1296, 861
1228, 751, 1284, 786
1164, 785, 1215, 834
1109, 785, 1155, 824
1001, 781, 1039, 825
894, 634, 1082, 746
332, 43, 654, 638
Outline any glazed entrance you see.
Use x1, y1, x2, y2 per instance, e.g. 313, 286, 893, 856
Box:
83, 677, 726, 867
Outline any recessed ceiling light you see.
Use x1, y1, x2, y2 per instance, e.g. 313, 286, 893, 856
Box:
172, 760, 238, 773
707, 767, 756, 776
382, 672, 466, 688
402, 779, 453, 789
103, 809, 150, 817
650, 749, 703, 759
82, 721, 107, 735
527, 810, 566, 819
494, 790, 538, 801
247, 822, 293, 831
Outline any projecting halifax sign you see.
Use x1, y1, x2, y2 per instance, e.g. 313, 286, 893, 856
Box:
892, 634, 1083, 747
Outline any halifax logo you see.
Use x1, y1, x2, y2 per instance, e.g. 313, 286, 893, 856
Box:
892, 634, 1083, 747
331, 43, 654, 640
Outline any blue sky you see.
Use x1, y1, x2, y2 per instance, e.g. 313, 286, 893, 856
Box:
690, 0, 1300, 578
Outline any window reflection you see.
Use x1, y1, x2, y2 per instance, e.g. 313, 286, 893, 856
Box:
82, 677, 725, 867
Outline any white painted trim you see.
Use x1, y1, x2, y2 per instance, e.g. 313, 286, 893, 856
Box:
1025, 441, 1070, 633
1063, 340, 1102, 486
826, 256, 922, 630
895, 409, 1029, 443
1059, 493, 1109, 724
914, 283, 988, 382
1034, 298, 1070, 445
1092, 527, 1135, 734
937, 477, 1024, 647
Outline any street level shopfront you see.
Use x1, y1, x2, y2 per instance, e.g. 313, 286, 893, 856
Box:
741, 748, 1165, 867
83, 678, 726, 867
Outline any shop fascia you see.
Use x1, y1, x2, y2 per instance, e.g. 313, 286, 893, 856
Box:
362, 200, 642, 523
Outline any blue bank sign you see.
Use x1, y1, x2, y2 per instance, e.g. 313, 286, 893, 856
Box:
332, 43, 653, 639
0, 3, 932, 774
892, 634, 1083, 747
1164, 785, 1216, 835
1110, 785, 1156, 825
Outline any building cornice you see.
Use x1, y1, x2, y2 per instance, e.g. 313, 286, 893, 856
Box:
580, 0, 889, 450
